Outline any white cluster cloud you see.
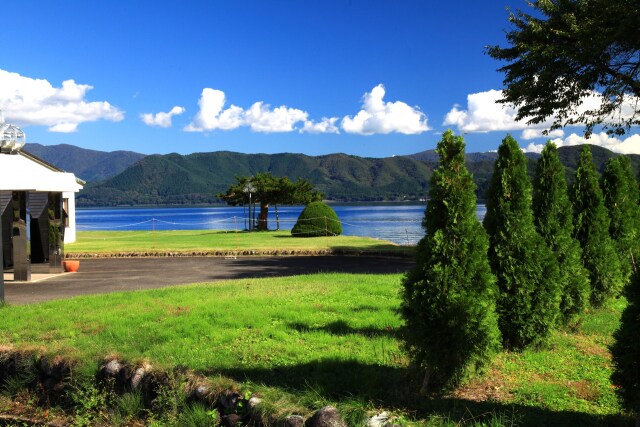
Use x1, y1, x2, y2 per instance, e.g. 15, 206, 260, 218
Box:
0, 69, 124, 133
524, 132, 640, 155
444, 88, 640, 145
443, 89, 534, 133
301, 117, 340, 134
140, 106, 185, 128
185, 88, 317, 133
342, 84, 429, 135
521, 128, 565, 140
184, 84, 428, 136
244, 102, 308, 133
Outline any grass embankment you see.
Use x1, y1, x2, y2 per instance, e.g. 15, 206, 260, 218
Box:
0, 273, 633, 425
67, 230, 411, 257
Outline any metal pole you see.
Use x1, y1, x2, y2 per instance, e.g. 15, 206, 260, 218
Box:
243, 203, 247, 230
248, 192, 252, 231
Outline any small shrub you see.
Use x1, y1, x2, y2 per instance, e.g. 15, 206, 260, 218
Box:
291, 202, 342, 237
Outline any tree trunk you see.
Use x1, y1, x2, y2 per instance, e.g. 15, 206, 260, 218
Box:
258, 202, 269, 231
419, 367, 432, 395
275, 204, 280, 230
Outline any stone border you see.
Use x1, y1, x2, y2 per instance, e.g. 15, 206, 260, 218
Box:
66, 248, 414, 259
0, 348, 400, 427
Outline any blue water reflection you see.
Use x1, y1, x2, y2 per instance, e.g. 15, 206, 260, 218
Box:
77, 204, 487, 245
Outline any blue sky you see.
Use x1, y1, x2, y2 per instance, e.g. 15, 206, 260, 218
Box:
2, 1, 639, 157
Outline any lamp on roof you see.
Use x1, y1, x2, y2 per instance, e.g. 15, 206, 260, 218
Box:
0, 109, 26, 153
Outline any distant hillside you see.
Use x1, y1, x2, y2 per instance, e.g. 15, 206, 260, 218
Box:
78, 152, 437, 206
24, 143, 146, 182
73, 144, 639, 207
408, 149, 500, 163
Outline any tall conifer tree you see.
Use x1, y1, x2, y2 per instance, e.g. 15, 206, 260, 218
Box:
571, 145, 624, 306
611, 271, 640, 425
401, 130, 500, 393
484, 135, 561, 349
532, 141, 590, 324
601, 155, 640, 282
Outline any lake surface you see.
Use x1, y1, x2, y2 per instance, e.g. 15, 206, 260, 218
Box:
77, 204, 488, 245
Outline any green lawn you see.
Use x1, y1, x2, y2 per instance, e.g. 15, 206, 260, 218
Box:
0, 273, 633, 425
66, 230, 411, 256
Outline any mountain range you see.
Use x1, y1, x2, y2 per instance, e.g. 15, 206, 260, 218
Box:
24, 143, 640, 207
25, 143, 147, 182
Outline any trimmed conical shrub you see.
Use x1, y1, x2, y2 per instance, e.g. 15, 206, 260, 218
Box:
401, 130, 500, 393
291, 202, 342, 237
484, 135, 561, 349
611, 272, 640, 423
532, 141, 590, 324
601, 155, 640, 283
571, 145, 624, 307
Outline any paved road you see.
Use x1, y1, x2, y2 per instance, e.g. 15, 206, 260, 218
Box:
3, 256, 414, 305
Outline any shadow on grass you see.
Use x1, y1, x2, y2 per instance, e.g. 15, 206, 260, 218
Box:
205, 359, 633, 426
219, 256, 414, 279
287, 320, 399, 338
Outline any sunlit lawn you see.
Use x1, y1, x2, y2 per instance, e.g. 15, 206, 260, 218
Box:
0, 273, 632, 425
67, 230, 412, 256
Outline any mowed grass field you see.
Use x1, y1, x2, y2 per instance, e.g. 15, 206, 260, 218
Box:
66, 230, 411, 256
0, 273, 633, 425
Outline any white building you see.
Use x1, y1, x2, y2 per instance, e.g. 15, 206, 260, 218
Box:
1, 113, 83, 285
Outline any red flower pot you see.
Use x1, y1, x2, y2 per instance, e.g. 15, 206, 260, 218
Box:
64, 260, 80, 272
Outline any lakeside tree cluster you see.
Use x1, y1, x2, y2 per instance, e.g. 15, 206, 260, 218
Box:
218, 173, 322, 231
401, 131, 640, 419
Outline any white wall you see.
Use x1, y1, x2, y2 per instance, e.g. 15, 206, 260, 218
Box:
63, 192, 77, 243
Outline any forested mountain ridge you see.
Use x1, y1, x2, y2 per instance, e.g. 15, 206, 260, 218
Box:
25, 143, 639, 207
78, 151, 438, 206
25, 143, 146, 182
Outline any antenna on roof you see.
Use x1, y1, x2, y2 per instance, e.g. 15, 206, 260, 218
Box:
0, 109, 26, 153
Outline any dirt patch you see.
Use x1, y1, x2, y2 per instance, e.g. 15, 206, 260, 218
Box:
449, 367, 514, 402
568, 379, 602, 402
573, 334, 612, 360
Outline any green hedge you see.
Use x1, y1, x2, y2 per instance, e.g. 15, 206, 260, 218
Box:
291, 202, 342, 237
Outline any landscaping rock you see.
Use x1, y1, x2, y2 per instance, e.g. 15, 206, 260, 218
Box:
368, 411, 390, 427
284, 415, 305, 427
221, 413, 243, 426
247, 396, 263, 413
100, 359, 123, 377
130, 363, 152, 390
97, 358, 133, 393
304, 406, 346, 427
0, 349, 20, 385
143, 370, 171, 410
37, 356, 71, 399
218, 389, 242, 412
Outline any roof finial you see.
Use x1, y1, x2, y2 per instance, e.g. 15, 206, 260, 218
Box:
0, 109, 26, 153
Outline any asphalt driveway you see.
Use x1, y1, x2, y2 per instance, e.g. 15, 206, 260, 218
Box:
3, 256, 414, 305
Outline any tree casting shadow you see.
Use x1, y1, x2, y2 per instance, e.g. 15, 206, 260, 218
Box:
204, 359, 634, 427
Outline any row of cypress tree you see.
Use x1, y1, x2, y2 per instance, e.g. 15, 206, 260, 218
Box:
401, 131, 639, 421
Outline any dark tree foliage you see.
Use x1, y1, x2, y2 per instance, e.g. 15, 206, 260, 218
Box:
486, 0, 640, 137
571, 145, 624, 306
601, 155, 640, 282
401, 131, 500, 393
484, 135, 561, 349
532, 141, 590, 324
218, 173, 322, 231
611, 271, 640, 421
291, 202, 342, 237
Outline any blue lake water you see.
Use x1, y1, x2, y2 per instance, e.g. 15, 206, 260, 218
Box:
77, 204, 487, 245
